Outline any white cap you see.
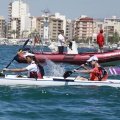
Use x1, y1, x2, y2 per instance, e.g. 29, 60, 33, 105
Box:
87, 56, 98, 62
24, 52, 35, 57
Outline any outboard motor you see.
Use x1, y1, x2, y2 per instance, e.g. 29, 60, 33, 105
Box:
68, 41, 73, 50
67, 40, 78, 54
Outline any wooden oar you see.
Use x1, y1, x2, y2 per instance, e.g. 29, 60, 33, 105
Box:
0, 39, 29, 75
63, 66, 81, 78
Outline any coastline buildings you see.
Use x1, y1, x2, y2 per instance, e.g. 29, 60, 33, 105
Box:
8, 0, 31, 39
49, 13, 65, 41
0, 0, 118, 44
0, 16, 6, 38
66, 19, 73, 40
30, 12, 72, 42
104, 16, 120, 37
74, 15, 94, 40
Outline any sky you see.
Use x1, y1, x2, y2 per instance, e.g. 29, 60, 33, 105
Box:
1, 0, 120, 20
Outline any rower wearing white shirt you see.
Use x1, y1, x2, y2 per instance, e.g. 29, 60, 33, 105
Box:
58, 30, 67, 54
3, 52, 44, 79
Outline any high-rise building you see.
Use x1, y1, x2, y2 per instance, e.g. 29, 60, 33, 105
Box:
49, 16, 63, 41
104, 16, 120, 37
49, 13, 67, 41
30, 16, 44, 39
74, 15, 94, 41
8, 0, 31, 38
0, 16, 6, 38
66, 19, 73, 40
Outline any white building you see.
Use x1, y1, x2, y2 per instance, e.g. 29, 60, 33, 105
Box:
104, 16, 120, 37
55, 13, 66, 34
30, 17, 37, 31
8, 0, 31, 38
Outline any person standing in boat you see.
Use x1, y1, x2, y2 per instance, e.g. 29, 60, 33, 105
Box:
3, 52, 44, 79
57, 30, 67, 54
74, 56, 108, 81
97, 29, 104, 53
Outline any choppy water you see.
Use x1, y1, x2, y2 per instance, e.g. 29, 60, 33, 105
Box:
0, 45, 120, 120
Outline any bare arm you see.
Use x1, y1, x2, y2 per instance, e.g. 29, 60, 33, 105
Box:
81, 64, 89, 70
74, 69, 93, 74
60, 39, 66, 44
3, 68, 28, 72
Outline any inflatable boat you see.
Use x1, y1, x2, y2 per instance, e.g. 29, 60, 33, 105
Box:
15, 41, 120, 65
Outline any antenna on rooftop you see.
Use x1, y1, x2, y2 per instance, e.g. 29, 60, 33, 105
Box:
42, 9, 50, 18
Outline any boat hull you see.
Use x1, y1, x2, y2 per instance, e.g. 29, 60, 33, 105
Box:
0, 75, 120, 87
15, 49, 120, 65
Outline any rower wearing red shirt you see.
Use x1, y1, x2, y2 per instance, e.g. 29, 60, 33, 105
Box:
74, 56, 108, 81
97, 29, 104, 53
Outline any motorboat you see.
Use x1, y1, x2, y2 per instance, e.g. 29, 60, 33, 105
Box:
15, 41, 120, 65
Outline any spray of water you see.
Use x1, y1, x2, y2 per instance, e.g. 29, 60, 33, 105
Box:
45, 59, 65, 77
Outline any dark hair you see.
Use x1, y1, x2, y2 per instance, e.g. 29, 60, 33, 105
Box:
33, 56, 45, 77
100, 29, 103, 33
59, 30, 64, 33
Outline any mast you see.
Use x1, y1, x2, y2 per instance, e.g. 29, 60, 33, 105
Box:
42, 9, 50, 43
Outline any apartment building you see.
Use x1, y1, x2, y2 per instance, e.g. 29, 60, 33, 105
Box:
104, 16, 120, 37
74, 16, 94, 40
93, 19, 103, 34
54, 13, 66, 34
29, 16, 42, 39
66, 19, 73, 40
0, 16, 6, 38
8, 0, 31, 38
92, 19, 104, 40
49, 17, 63, 40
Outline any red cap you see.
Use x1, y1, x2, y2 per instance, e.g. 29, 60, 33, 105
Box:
100, 29, 103, 33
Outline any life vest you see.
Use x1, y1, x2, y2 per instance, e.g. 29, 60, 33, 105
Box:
28, 61, 44, 79
37, 64, 44, 77
90, 67, 108, 81
68, 41, 72, 50
29, 71, 43, 79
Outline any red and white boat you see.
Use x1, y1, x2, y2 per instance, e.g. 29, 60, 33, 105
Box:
15, 41, 120, 65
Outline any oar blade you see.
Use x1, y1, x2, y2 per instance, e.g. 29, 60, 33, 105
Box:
0, 72, 5, 77
63, 71, 73, 78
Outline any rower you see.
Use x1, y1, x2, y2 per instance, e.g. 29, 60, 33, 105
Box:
3, 52, 44, 79
74, 56, 108, 81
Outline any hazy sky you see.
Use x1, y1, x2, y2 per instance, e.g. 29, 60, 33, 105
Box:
1, 0, 120, 20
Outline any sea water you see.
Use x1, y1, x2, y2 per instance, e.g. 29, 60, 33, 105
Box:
0, 45, 120, 120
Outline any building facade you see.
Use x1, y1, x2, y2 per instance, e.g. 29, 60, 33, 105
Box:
74, 16, 94, 41
49, 16, 63, 41
8, 0, 31, 38
66, 19, 73, 40
104, 16, 120, 37
0, 16, 6, 38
